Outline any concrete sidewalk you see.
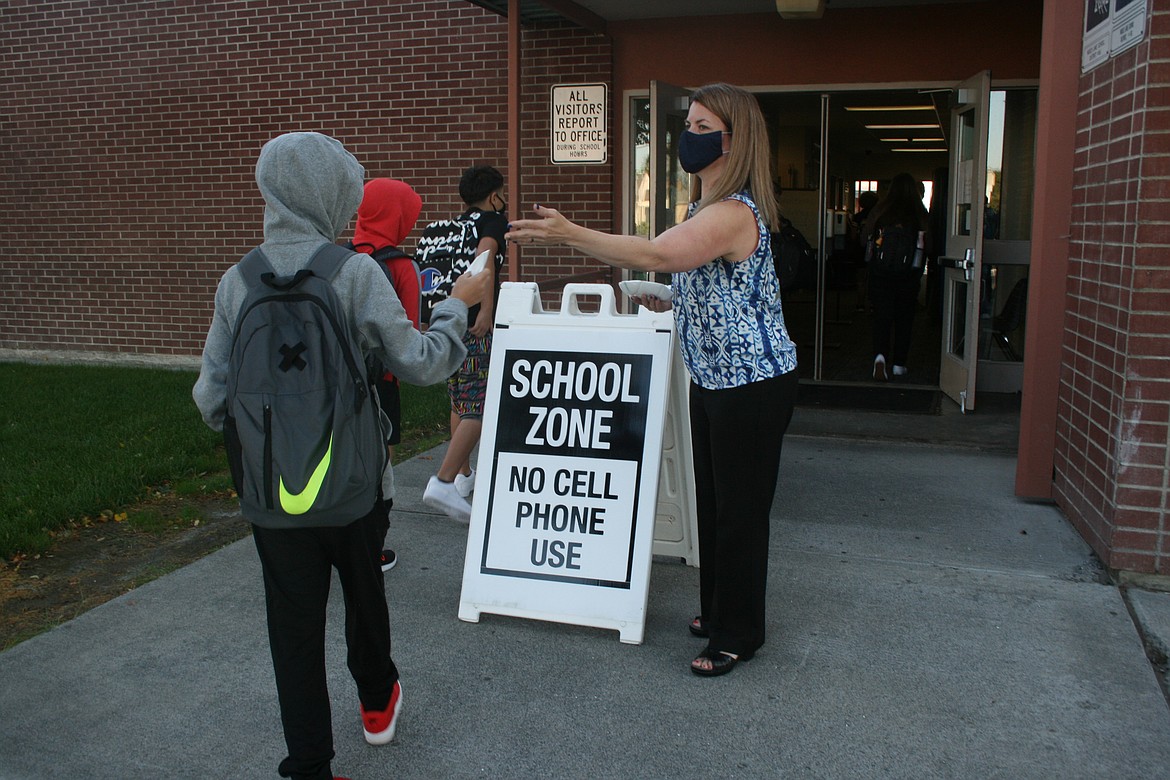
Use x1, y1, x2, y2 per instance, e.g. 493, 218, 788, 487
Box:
2, 431, 1169, 779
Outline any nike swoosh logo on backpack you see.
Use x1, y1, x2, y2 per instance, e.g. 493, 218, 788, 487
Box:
278, 433, 333, 515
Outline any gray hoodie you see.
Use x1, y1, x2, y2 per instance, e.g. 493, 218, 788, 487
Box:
192, 131, 468, 433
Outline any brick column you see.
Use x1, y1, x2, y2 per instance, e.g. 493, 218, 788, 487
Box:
1055, 2, 1170, 576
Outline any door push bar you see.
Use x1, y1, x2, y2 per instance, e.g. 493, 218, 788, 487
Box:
938, 248, 976, 282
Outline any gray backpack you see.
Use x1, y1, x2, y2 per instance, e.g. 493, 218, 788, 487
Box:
223, 242, 386, 528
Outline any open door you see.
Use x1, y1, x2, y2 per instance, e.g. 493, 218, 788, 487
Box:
646, 80, 701, 566
938, 71, 991, 412
648, 81, 691, 249
628, 80, 690, 286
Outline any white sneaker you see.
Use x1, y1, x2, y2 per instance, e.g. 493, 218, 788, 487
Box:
423, 476, 472, 524
873, 355, 888, 382
454, 469, 476, 498
891, 365, 908, 377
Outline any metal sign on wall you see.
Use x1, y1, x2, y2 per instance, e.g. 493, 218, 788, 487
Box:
1082, 0, 1147, 72
551, 83, 607, 164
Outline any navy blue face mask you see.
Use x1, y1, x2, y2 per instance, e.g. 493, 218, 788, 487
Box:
678, 129, 727, 174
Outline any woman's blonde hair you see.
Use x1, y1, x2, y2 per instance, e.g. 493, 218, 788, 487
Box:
687, 82, 779, 232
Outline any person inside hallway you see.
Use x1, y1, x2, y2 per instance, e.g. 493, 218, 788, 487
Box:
422, 165, 508, 523
193, 132, 487, 780
850, 190, 879, 312
506, 82, 799, 678
862, 172, 930, 381
348, 177, 426, 573
853, 190, 879, 231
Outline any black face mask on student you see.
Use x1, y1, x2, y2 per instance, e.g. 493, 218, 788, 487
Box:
678, 130, 727, 174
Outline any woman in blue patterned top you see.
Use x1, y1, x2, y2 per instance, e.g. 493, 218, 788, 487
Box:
507, 82, 798, 677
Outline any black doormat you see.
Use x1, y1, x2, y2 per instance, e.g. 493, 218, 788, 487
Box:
796, 382, 941, 414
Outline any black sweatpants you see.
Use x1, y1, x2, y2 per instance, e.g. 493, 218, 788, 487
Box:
252, 500, 397, 780
690, 369, 799, 657
869, 270, 924, 367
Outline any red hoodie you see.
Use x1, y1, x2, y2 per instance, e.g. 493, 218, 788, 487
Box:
352, 178, 424, 381
353, 179, 422, 254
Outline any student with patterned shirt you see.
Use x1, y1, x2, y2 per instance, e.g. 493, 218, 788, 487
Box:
422, 165, 509, 523
507, 83, 798, 678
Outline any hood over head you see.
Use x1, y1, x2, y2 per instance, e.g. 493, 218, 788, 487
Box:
352, 179, 423, 252
255, 132, 365, 264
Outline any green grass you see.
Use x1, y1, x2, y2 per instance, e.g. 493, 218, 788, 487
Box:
0, 363, 450, 560
396, 381, 454, 460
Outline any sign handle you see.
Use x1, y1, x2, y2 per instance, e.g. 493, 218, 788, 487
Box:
559, 283, 618, 316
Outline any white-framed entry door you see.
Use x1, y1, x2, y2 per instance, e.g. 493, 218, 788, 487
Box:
648, 80, 691, 247
938, 70, 991, 411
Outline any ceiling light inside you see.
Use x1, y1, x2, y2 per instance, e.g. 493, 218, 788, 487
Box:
844, 105, 935, 112
776, 0, 824, 19
865, 124, 940, 130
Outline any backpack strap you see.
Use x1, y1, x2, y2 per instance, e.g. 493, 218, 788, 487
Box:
457, 216, 482, 272
236, 248, 275, 290
306, 242, 356, 282
368, 246, 411, 286
238, 245, 351, 291
304, 242, 372, 412
370, 246, 410, 263
461, 214, 479, 245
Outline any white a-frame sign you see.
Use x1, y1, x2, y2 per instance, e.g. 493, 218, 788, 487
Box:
458, 283, 675, 644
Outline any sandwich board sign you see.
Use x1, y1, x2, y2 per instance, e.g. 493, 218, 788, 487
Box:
458, 282, 676, 643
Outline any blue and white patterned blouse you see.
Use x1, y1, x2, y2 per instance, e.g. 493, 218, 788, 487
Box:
671, 190, 798, 390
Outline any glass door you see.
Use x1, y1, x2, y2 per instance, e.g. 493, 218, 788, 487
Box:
625, 82, 689, 294
975, 88, 1037, 393
939, 71, 991, 412
648, 80, 691, 240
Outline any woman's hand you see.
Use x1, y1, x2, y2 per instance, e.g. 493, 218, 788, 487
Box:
505, 205, 574, 246
629, 293, 672, 313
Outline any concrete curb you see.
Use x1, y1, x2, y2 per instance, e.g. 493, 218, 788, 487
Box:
1127, 587, 1170, 670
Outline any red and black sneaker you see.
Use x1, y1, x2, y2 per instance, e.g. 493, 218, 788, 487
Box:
360, 680, 402, 745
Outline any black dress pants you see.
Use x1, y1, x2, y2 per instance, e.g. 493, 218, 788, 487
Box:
689, 369, 798, 657
252, 500, 397, 780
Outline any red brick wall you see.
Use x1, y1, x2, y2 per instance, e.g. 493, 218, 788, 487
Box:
0, 0, 610, 356
1055, 5, 1169, 576
517, 25, 614, 308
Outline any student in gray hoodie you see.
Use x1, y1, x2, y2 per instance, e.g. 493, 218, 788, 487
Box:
193, 132, 487, 780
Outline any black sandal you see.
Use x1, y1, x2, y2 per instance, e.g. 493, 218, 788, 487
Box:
688, 616, 708, 638
690, 647, 753, 677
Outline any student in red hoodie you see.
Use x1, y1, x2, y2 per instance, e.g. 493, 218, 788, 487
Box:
348, 178, 424, 573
